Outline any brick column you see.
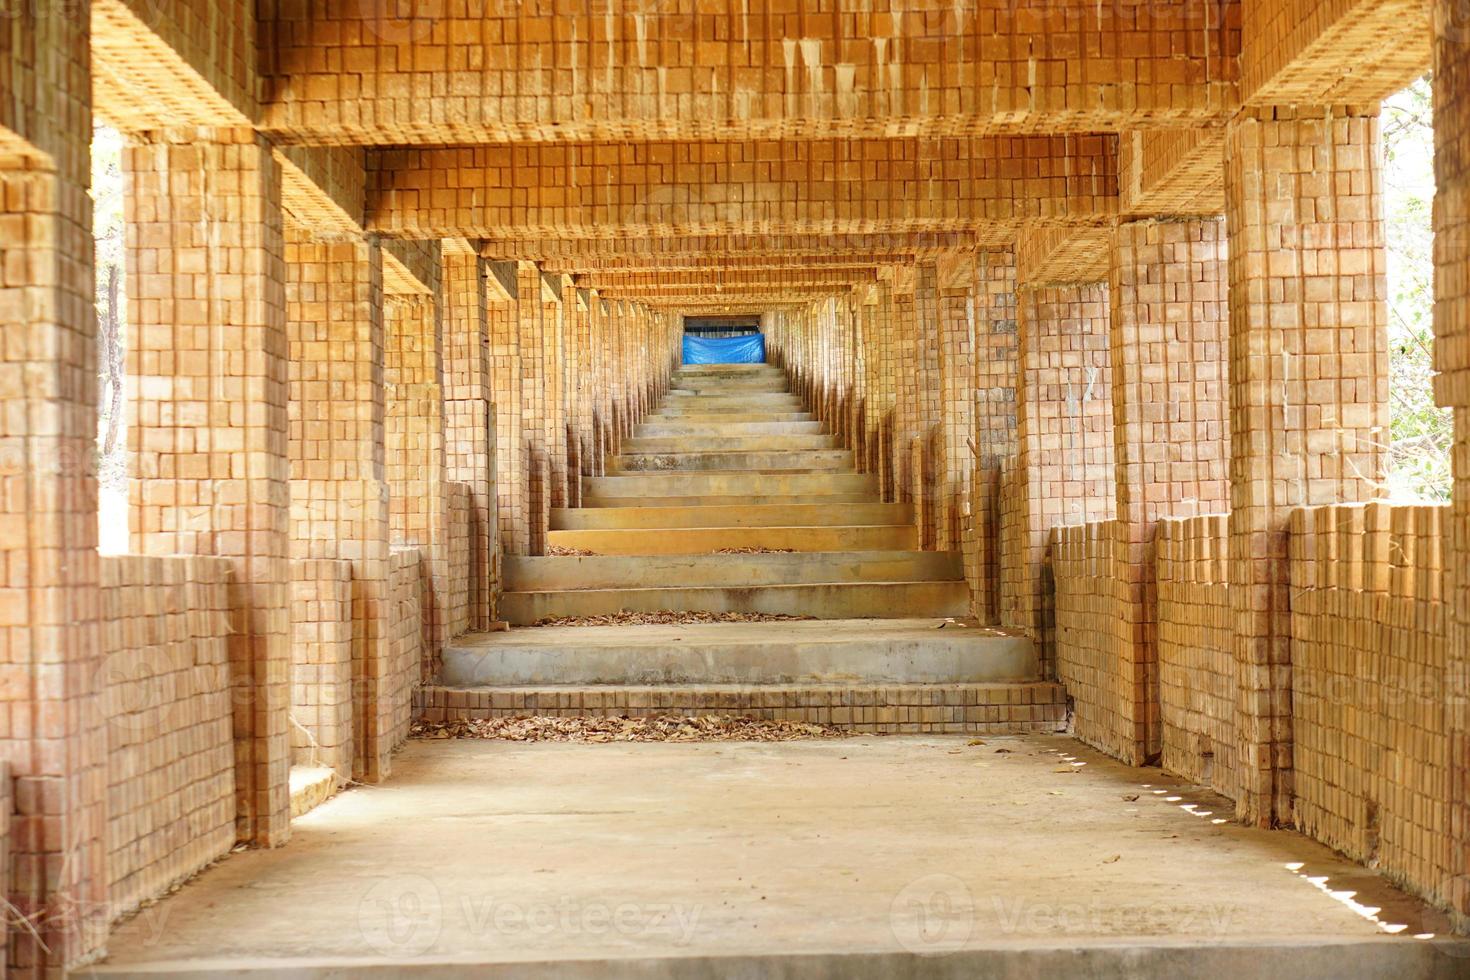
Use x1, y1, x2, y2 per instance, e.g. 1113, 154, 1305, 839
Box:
543, 279, 569, 512
1107, 218, 1230, 763
1224, 107, 1389, 827
972, 249, 1020, 624
283, 226, 398, 782
486, 277, 525, 557
516, 263, 550, 553
125, 128, 291, 846
1433, 0, 1470, 920
0, 17, 109, 963
442, 249, 496, 629
385, 292, 449, 656
1007, 284, 1115, 669
939, 261, 976, 554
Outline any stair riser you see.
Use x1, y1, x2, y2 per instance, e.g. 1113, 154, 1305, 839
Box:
501, 581, 970, 623
609, 450, 852, 473
664, 394, 803, 407
624, 434, 834, 451
442, 636, 1037, 686
670, 381, 790, 394
582, 493, 881, 508
550, 502, 915, 530
640, 411, 811, 423
638, 417, 819, 430
585, 472, 877, 497
546, 525, 918, 554
505, 551, 962, 590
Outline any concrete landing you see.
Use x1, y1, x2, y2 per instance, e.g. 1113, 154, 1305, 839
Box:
94, 737, 1469, 978
441, 619, 1037, 686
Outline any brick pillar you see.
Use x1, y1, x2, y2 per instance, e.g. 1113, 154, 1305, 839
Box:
442, 249, 496, 629
385, 292, 448, 657
1008, 284, 1115, 670
283, 226, 397, 782
914, 264, 943, 549
0, 18, 109, 964
939, 262, 976, 554
1433, 0, 1470, 920
972, 249, 1019, 624
487, 283, 524, 557
1224, 107, 1390, 827
125, 128, 291, 846
543, 279, 569, 512
515, 263, 550, 553
1107, 218, 1230, 764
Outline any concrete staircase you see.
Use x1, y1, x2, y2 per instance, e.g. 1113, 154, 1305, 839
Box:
428, 361, 1065, 734
504, 362, 967, 622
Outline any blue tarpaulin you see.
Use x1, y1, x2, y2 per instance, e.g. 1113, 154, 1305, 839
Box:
682, 333, 765, 365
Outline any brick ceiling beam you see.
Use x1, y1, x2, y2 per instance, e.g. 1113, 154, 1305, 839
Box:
574, 269, 878, 291
1241, 0, 1430, 107
1118, 129, 1226, 218
1015, 224, 1112, 288
481, 232, 980, 265
368, 136, 1119, 239
548, 256, 907, 275
259, 2, 1238, 146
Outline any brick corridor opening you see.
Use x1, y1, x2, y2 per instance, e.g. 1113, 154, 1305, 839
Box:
5, 1, 1470, 975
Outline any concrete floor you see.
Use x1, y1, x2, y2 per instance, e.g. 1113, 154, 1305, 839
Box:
94, 736, 1470, 978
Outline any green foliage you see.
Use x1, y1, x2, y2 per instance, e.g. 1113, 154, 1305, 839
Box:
1383, 76, 1451, 502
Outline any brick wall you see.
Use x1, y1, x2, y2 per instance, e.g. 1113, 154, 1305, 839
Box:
1157, 515, 1236, 800
1289, 503, 1449, 908
384, 548, 426, 763
289, 559, 354, 782
99, 556, 236, 920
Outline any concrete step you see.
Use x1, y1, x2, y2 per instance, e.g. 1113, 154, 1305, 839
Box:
624, 433, 835, 452
670, 378, 790, 393
640, 411, 817, 423
583, 471, 877, 499
500, 579, 971, 623
674, 363, 783, 376
552, 501, 915, 530
637, 423, 834, 437
441, 619, 1037, 686
546, 524, 919, 554
609, 449, 853, 473
582, 492, 883, 508
662, 392, 803, 408
504, 550, 962, 591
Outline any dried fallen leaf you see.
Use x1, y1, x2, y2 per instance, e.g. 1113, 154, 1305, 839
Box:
994, 748, 1012, 754
548, 545, 599, 557
1122, 793, 1139, 802
967, 739, 986, 746
411, 714, 855, 743
1102, 854, 1121, 864
531, 610, 817, 628
1053, 766, 1074, 773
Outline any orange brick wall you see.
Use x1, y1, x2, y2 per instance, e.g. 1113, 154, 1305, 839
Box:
289, 559, 354, 782
101, 556, 236, 921
1156, 515, 1236, 800
1289, 503, 1449, 908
